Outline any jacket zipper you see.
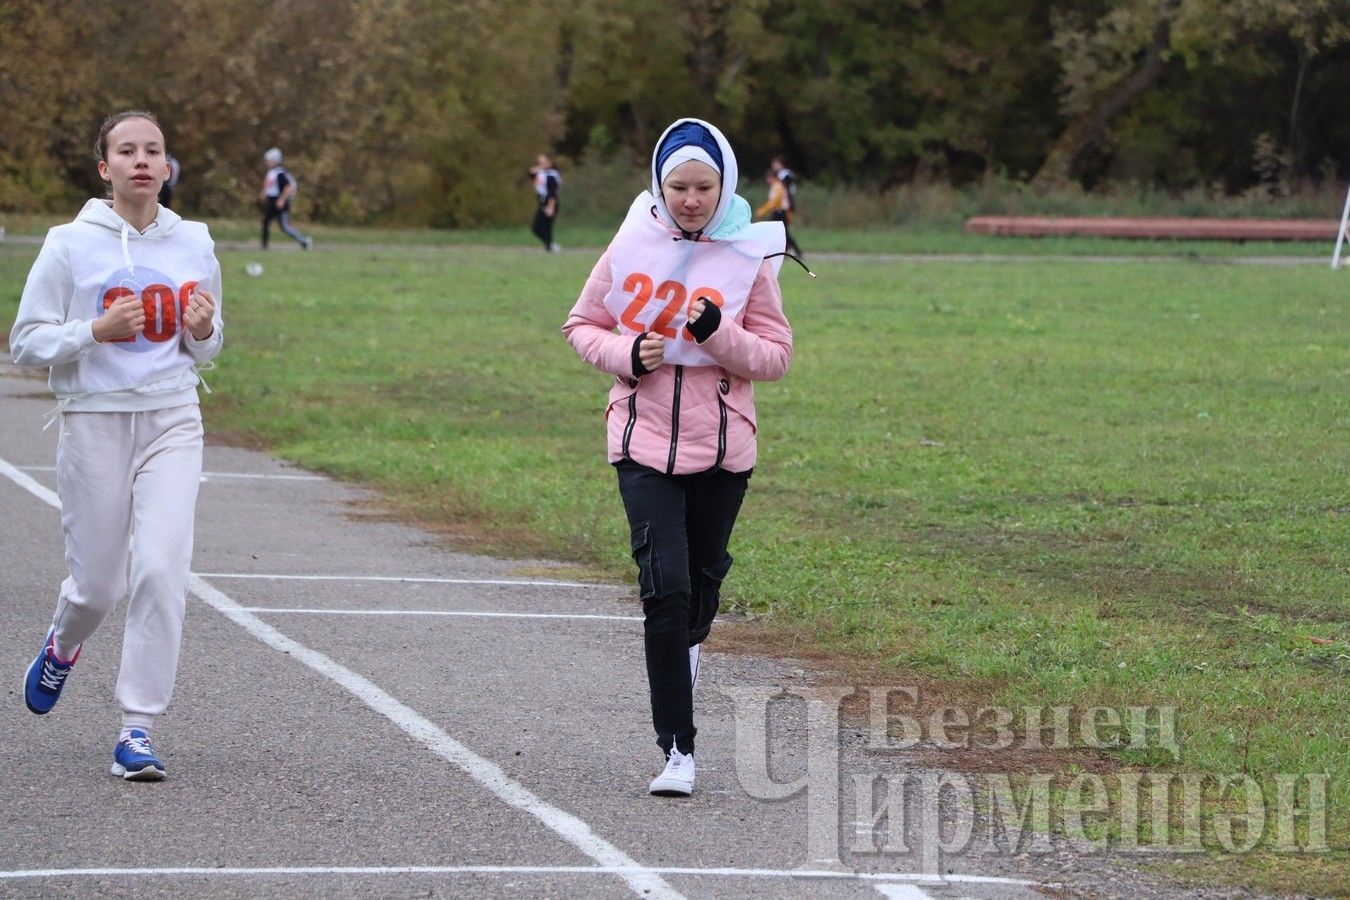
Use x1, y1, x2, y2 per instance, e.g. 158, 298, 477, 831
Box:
621, 390, 638, 458
713, 394, 727, 471
665, 365, 683, 474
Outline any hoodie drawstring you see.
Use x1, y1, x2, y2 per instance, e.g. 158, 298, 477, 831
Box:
193, 360, 215, 395
119, 221, 134, 276
42, 396, 78, 431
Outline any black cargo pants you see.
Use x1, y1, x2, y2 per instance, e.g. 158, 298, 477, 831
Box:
615, 459, 749, 756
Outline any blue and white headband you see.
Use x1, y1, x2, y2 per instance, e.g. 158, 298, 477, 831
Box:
650, 118, 739, 236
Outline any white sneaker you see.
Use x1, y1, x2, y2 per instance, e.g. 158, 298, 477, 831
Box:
690, 644, 702, 691
548, 242, 561, 252
649, 746, 695, 796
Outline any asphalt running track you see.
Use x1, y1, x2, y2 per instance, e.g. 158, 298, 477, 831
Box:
0, 353, 1238, 898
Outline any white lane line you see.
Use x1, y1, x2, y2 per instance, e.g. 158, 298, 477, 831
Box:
0, 863, 1043, 887
2, 455, 1048, 897
0, 455, 678, 900
244, 607, 641, 622
18, 464, 325, 481
201, 471, 325, 481
0, 457, 59, 504
198, 572, 600, 589
188, 577, 676, 899
875, 884, 934, 899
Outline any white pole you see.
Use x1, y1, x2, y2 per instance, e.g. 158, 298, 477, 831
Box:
1333, 182, 1350, 269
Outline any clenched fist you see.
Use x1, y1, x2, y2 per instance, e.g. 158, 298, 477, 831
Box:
93, 294, 146, 343
183, 288, 216, 341
638, 332, 666, 372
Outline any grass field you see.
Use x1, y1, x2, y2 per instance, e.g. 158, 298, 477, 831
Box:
1, 227, 1346, 892
1, 211, 1336, 258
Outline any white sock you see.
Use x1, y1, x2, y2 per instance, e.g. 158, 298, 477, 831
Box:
50, 638, 79, 663
120, 718, 154, 742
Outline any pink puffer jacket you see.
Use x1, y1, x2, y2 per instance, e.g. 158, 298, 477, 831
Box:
563, 247, 793, 475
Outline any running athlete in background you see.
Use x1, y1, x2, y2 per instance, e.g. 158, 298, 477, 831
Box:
259, 147, 311, 250
11, 110, 224, 781
770, 155, 797, 216
755, 168, 802, 258
529, 153, 562, 252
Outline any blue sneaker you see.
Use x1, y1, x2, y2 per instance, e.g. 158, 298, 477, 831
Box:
111, 729, 166, 781
24, 629, 79, 715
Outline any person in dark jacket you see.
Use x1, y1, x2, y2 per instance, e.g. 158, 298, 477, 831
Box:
258, 147, 311, 250
529, 153, 562, 251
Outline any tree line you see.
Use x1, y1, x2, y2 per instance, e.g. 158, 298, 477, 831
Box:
1, 0, 1346, 226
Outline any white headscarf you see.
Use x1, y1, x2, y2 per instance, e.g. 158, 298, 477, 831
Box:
650, 118, 739, 238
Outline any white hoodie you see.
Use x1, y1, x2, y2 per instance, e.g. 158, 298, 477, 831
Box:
10, 199, 223, 414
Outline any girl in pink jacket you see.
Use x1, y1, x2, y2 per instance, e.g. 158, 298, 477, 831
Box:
563, 118, 793, 797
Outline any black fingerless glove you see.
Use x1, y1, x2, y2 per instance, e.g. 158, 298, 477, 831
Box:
631, 333, 650, 377
685, 300, 722, 344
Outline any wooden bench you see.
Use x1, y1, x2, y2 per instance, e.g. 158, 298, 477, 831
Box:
963, 216, 1338, 241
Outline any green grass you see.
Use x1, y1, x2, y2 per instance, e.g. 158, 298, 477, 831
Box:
1, 233, 1345, 891
1, 210, 1335, 259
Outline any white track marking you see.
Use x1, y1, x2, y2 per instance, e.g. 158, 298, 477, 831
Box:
243, 606, 641, 622
875, 884, 934, 899
18, 464, 324, 481
187, 576, 678, 899
2, 454, 1049, 898
0, 864, 1042, 888
199, 471, 325, 481
197, 572, 599, 588
0, 455, 677, 900
0, 457, 59, 505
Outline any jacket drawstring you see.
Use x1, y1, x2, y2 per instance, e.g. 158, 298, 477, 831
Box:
764, 251, 815, 278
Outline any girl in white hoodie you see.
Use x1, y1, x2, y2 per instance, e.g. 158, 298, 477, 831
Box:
10, 110, 223, 781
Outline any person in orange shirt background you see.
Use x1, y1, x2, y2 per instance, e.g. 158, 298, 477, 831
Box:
754, 169, 802, 258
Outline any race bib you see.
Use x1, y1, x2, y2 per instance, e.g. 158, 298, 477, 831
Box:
603, 193, 782, 366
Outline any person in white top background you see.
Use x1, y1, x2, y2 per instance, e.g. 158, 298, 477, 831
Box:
10, 109, 224, 781
528, 153, 562, 252
258, 146, 311, 250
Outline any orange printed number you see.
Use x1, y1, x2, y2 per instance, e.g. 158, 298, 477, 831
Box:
619, 273, 654, 334
101, 287, 137, 343
620, 273, 726, 342
178, 280, 198, 311
683, 288, 725, 340
101, 281, 197, 344
141, 284, 177, 342
177, 281, 198, 334
650, 280, 687, 339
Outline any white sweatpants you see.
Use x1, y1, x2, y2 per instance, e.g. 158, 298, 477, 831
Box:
51, 405, 203, 730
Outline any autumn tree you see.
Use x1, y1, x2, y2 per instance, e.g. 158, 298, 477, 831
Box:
1032, 0, 1350, 190
1, 0, 1346, 222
